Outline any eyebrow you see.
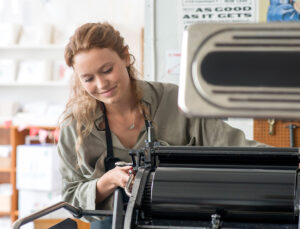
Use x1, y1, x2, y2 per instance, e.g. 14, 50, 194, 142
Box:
79, 62, 113, 78
80, 73, 93, 78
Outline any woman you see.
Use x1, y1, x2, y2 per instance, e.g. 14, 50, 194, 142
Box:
267, 0, 300, 21
58, 22, 264, 223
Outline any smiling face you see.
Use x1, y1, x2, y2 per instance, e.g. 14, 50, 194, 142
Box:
73, 48, 131, 105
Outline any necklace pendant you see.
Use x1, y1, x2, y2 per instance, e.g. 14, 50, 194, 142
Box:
128, 123, 135, 130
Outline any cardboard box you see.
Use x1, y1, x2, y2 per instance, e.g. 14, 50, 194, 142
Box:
16, 144, 61, 191
0, 157, 10, 169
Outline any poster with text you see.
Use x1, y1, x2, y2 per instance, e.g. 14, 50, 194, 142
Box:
181, 0, 259, 28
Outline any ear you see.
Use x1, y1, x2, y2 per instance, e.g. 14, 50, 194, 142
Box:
123, 48, 130, 67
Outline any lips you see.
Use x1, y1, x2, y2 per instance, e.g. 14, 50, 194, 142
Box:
98, 85, 117, 96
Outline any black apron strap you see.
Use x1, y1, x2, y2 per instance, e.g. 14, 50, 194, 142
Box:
101, 103, 120, 172
102, 103, 114, 159
101, 103, 129, 204
100, 102, 151, 168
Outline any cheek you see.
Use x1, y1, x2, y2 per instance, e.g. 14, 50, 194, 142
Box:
119, 68, 131, 84
86, 85, 98, 95
79, 80, 95, 95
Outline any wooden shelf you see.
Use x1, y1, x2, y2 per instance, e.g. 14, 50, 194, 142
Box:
0, 44, 65, 50
0, 125, 10, 128
0, 82, 68, 87
0, 45, 65, 60
0, 168, 12, 173
10, 125, 57, 130
34, 218, 90, 229
0, 211, 10, 217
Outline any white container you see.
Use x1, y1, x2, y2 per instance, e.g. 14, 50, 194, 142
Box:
0, 145, 11, 157
0, 59, 17, 83
0, 24, 21, 45
16, 144, 61, 191
19, 25, 53, 46
17, 60, 52, 83
0, 194, 11, 212
0, 217, 11, 229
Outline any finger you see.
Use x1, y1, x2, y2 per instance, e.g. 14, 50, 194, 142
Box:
117, 165, 133, 172
121, 174, 130, 188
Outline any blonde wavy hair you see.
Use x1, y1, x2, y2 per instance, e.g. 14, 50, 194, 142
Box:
62, 22, 149, 155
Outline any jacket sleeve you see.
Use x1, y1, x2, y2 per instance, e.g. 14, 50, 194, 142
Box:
188, 117, 267, 147
57, 121, 112, 221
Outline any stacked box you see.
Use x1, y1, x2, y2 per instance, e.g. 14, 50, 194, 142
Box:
16, 144, 68, 229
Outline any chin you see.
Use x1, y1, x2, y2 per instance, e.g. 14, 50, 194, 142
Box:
92, 90, 121, 104
99, 96, 120, 105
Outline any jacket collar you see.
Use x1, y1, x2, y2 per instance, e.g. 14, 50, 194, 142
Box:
138, 80, 153, 105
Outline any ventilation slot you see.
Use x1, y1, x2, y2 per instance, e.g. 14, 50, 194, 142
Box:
201, 51, 300, 87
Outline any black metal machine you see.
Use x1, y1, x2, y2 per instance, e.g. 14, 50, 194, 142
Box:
12, 124, 300, 228
12, 23, 300, 228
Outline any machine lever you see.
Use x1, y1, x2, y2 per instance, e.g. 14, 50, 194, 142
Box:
211, 214, 221, 229
125, 170, 135, 197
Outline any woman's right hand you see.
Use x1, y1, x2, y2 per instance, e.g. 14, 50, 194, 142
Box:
106, 165, 132, 188
95, 166, 132, 203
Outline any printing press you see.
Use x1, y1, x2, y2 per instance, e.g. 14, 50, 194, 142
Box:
13, 23, 300, 229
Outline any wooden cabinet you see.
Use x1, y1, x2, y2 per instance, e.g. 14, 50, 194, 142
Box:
0, 125, 20, 221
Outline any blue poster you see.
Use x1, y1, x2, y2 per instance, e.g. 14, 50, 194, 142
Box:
267, 0, 300, 21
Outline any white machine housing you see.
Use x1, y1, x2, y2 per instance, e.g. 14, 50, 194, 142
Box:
178, 23, 300, 118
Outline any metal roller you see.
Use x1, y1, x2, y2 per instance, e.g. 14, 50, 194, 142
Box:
143, 167, 299, 223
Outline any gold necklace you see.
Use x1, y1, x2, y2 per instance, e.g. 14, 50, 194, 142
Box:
128, 109, 136, 130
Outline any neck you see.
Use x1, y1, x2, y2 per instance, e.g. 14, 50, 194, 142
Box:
106, 99, 136, 116
104, 89, 137, 117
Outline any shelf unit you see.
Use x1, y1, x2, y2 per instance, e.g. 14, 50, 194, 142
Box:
0, 44, 70, 106
0, 124, 90, 228
0, 45, 65, 59
0, 212, 10, 217
0, 82, 68, 87
0, 168, 11, 173
0, 125, 55, 222
0, 45, 69, 223
0, 44, 90, 228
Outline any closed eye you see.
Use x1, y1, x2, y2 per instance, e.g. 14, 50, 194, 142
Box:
84, 76, 94, 82
102, 67, 113, 74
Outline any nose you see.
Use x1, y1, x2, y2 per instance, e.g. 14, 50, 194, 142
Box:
95, 75, 108, 90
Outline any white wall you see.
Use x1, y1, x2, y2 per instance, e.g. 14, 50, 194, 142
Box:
144, 0, 181, 84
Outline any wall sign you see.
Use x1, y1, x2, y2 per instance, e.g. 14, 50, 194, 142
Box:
181, 0, 259, 28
